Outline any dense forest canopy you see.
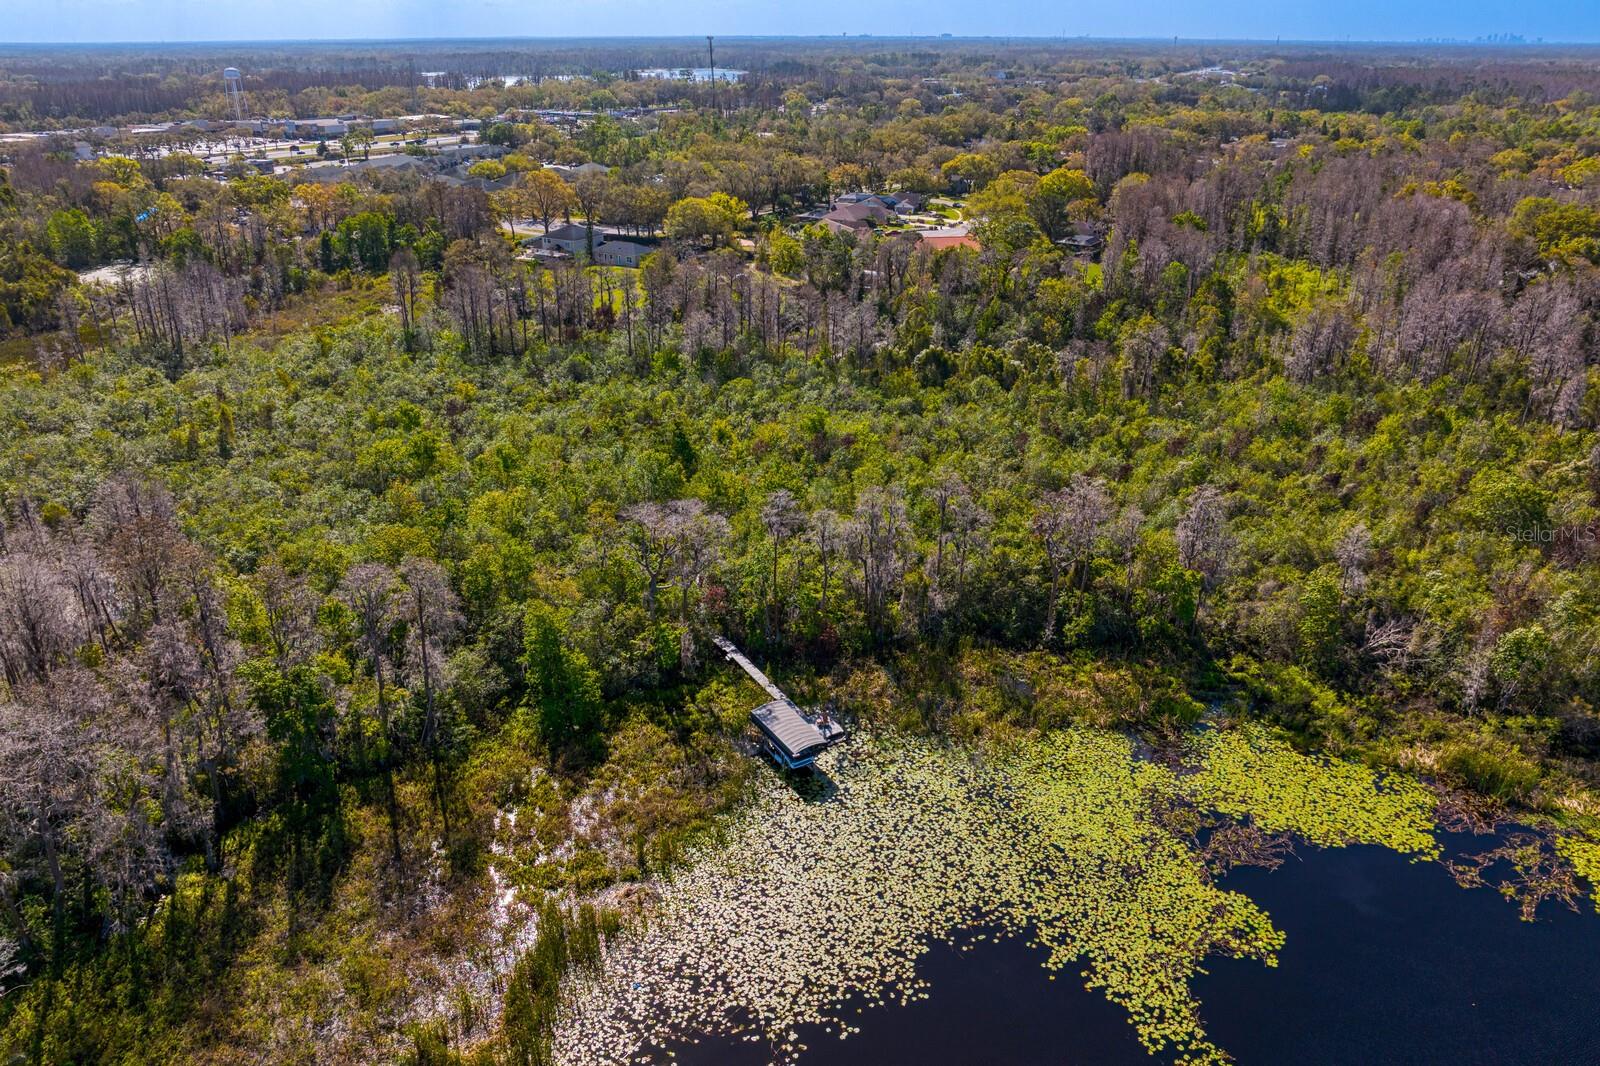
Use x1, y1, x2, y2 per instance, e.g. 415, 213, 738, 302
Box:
2, 36, 1600, 1065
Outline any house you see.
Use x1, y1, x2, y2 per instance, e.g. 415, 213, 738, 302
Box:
594, 240, 653, 267
1057, 233, 1103, 257
921, 233, 980, 252
894, 192, 928, 214
910, 226, 979, 252
822, 201, 894, 228
546, 161, 611, 179
820, 217, 866, 237
535, 223, 595, 255
836, 192, 897, 211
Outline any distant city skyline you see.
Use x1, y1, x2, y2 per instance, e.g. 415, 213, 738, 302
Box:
5, 0, 1600, 46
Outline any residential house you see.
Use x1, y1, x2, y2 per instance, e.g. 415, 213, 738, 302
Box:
546, 161, 611, 179
908, 226, 979, 252
594, 240, 654, 267
820, 217, 868, 237
893, 192, 928, 214
822, 201, 894, 228
1057, 232, 1103, 257
536, 223, 595, 255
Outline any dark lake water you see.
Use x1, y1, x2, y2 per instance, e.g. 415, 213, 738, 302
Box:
660, 830, 1600, 1065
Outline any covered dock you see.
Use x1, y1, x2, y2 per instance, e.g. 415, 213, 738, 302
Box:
712, 636, 845, 769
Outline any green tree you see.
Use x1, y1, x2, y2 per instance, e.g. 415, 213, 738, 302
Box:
46, 208, 97, 269
1032, 167, 1095, 241
522, 606, 604, 758
664, 192, 747, 248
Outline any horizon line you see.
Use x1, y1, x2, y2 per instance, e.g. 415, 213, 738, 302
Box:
3, 33, 1599, 49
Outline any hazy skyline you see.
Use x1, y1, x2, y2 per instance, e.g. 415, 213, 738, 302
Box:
4, 0, 1599, 46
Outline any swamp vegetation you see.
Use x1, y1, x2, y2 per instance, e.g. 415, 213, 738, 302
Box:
2, 37, 1600, 1066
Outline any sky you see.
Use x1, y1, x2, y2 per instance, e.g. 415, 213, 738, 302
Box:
3, 0, 1599, 45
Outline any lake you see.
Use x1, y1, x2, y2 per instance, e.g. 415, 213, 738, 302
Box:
655, 830, 1600, 1065
555, 730, 1600, 1066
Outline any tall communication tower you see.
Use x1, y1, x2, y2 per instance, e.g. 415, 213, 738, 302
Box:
223, 67, 247, 123
706, 36, 717, 115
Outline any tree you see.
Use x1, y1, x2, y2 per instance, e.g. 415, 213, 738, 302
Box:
521, 169, 576, 234
1032, 476, 1111, 645
664, 193, 747, 248
340, 562, 404, 864
941, 152, 1000, 192
572, 172, 611, 258
1032, 167, 1096, 241
46, 209, 96, 269
761, 490, 804, 640
345, 127, 375, 160
763, 230, 804, 276
389, 247, 422, 350
1176, 485, 1232, 617
522, 605, 603, 758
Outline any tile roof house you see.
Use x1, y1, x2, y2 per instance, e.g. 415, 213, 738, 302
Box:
905, 226, 980, 252
920, 233, 980, 251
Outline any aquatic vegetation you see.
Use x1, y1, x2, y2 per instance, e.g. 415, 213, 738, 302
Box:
552, 724, 1443, 1065
1556, 836, 1600, 913
1449, 831, 1584, 922
1180, 725, 1441, 857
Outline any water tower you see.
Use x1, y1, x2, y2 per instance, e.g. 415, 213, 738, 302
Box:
223, 67, 247, 123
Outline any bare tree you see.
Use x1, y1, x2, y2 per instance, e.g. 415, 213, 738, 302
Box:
760, 490, 804, 640
1334, 522, 1372, 594
394, 558, 461, 752
0, 543, 81, 686
927, 473, 991, 621
845, 487, 910, 643
809, 508, 844, 618
621, 502, 678, 622
1032, 475, 1112, 645
0, 669, 103, 942
340, 562, 403, 864
389, 247, 422, 350
1177, 485, 1233, 617
257, 563, 321, 673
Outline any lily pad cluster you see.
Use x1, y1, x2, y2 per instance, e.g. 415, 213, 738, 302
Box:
1557, 836, 1600, 912
552, 725, 1441, 1065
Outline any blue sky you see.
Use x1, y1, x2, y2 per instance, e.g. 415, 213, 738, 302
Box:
4, 0, 1599, 44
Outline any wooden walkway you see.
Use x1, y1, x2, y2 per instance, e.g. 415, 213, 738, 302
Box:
712, 636, 845, 769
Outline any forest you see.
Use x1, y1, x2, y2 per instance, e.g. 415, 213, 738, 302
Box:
2, 37, 1600, 1065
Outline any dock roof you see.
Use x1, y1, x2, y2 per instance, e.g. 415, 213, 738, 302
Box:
751, 698, 830, 761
